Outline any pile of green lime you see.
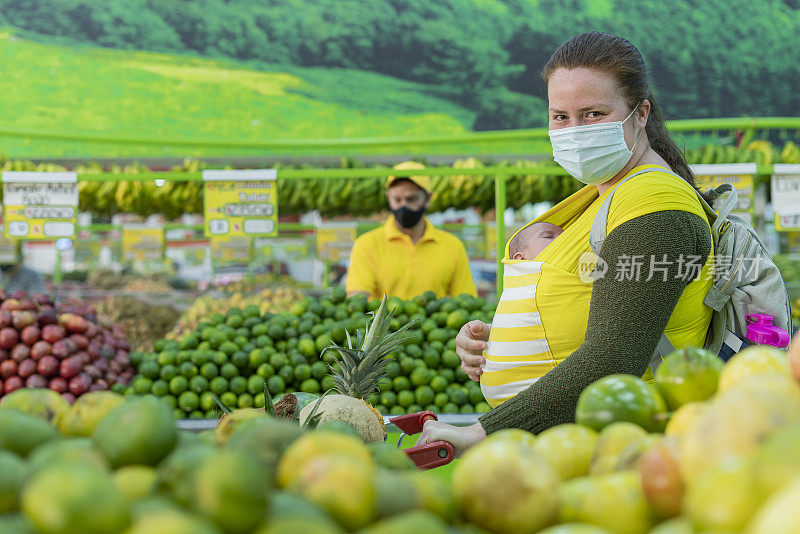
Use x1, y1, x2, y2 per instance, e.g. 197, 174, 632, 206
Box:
126, 289, 495, 418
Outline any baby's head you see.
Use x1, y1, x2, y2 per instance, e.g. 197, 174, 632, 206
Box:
509, 222, 563, 260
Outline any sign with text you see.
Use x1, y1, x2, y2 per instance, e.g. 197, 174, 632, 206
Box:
203, 169, 278, 238
316, 226, 356, 262
210, 235, 253, 265
2, 172, 78, 239
691, 163, 755, 226
122, 226, 165, 262
771, 164, 800, 231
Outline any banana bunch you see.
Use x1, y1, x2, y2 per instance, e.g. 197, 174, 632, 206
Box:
684, 140, 799, 166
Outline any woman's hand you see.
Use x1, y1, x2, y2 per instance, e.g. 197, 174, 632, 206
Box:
415, 420, 487, 458
456, 320, 491, 381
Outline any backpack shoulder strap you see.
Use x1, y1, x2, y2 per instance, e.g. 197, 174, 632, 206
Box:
588, 167, 682, 256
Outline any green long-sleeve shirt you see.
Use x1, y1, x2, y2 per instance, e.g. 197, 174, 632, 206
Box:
478, 210, 713, 435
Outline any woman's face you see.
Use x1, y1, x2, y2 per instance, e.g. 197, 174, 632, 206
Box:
547, 67, 644, 140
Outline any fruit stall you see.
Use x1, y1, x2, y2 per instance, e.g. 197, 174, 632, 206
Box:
0, 117, 798, 533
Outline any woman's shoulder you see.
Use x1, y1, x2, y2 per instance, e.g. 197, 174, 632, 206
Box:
607, 165, 708, 230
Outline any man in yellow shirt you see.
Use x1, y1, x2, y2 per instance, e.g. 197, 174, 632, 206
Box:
346, 161, 477, 300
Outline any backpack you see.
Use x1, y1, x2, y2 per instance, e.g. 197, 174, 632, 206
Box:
588, 167, 794, 372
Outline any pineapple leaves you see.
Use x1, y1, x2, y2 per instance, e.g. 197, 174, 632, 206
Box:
211, 393, 232, 415
263, 382, 277, 417
302, 389, 333, 430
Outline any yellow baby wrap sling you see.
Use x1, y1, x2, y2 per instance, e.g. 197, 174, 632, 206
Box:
480, 165, 714, 407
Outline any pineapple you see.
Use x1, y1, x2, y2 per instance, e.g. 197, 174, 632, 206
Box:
298, 294, 418, 443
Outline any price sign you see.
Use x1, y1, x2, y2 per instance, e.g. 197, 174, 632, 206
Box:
0, 233, 16, 264
122, 226, 165, 262
316, 226, 356, 262
203, 169, 278, 238
2, 172, 78, 239
210, 236, 253, 265
771, 165, 800, 231
691, 163, 755, 223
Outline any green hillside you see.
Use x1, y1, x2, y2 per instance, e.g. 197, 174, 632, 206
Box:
0, 31, 488, 159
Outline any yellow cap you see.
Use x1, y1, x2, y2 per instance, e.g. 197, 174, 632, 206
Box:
386, 161, 431, 193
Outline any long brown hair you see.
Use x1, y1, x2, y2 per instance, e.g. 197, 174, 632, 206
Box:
542, 32, 695, 188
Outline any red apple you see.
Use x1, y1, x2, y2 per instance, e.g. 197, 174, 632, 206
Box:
37, 355, 59, 377
17, 358, 36, 378
37, 308, 58, 326
17, 299, 35, 312
100, 345, 115, 360
59, 357, 81, 379
87, 342, 101, 360
61, 392, 76, 405
20, 325, 41, 345
0, 310, 12, 328
25, 374, 47, 388
51, 339, 71, 359
0, 349, 7, 363
10, 344, 30, 362
0, 328, 18, 350
12, 311, 36, 330
41, 324, 66, 344
84, 365, 101, 381
0, 299, 20, 311
73, 351, 89, 367
69, 334, 88, 351
35, 295, 54, 307
94, 357, 109, 373
68, 373, 90, 396
30, 341, 51, 361
8, 291, 25, 301
84, 322, 99, 339
4, 376, 23, 394
116, 339, 131, 352
49, 376, 68, 393
59, 313, 88, 334
0, 359, 17, 379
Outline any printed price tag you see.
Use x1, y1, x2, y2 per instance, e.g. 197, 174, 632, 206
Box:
210, 236, 253, 265
122, 226, 165, 262
203, 169, 278, 238
2, 172, 78, 239
316, 226, 356, 262
771, 166, 800, 231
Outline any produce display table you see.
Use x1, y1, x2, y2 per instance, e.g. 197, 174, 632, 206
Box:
176, 412, 480, 433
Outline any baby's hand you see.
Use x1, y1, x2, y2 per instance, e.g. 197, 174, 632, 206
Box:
456, 320, 490, 381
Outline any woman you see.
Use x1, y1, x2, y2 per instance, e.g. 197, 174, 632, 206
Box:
417, 32, 715, 452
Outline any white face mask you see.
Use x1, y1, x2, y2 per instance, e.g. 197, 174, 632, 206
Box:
548, 104, 641, 185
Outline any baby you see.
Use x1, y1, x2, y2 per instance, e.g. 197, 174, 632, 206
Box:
508, 221, 563, 260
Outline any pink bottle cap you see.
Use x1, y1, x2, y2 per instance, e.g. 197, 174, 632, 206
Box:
746, 314, 790, 348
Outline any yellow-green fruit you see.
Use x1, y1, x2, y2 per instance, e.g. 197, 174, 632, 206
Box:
685, 457, 763, 532
482, 428, 537, 448
277, 431, 372, 488
113, 466, 157, 503
359, 510, 449, 534
0, 388, 69, 423
256, 518, 342, 534
92, 396, 177, 467
647, 517, 693, 534
193, 450, 271, 534
213, 408, 265, 445
374, 470, 418, 519
0, 450, 26, 513
410, 471, 458, 524
680, 374, 800, 482
22, 465, 130, 534
538, 524, 612, 534
0, 410, 59, 457
664, 402, 707, 438
124, 508, 221, 534
453, 438, 560, 534
533, 424, 598, 480
590, 422, 648, 475
752, 421, 800, 499
57, 391, 125, 437
559, 471, 654, 534
287, 454, 375, 531
27, 438, 108, 476
746, 479, 800, 534
717, 345, 789, 392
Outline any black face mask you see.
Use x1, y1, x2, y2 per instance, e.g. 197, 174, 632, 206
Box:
391, 205, 425, 229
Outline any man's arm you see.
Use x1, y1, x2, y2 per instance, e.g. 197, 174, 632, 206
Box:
345, 238, 377, 298
448, 241, 477, 297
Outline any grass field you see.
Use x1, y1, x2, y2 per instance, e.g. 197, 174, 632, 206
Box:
0, 30, 497, 160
